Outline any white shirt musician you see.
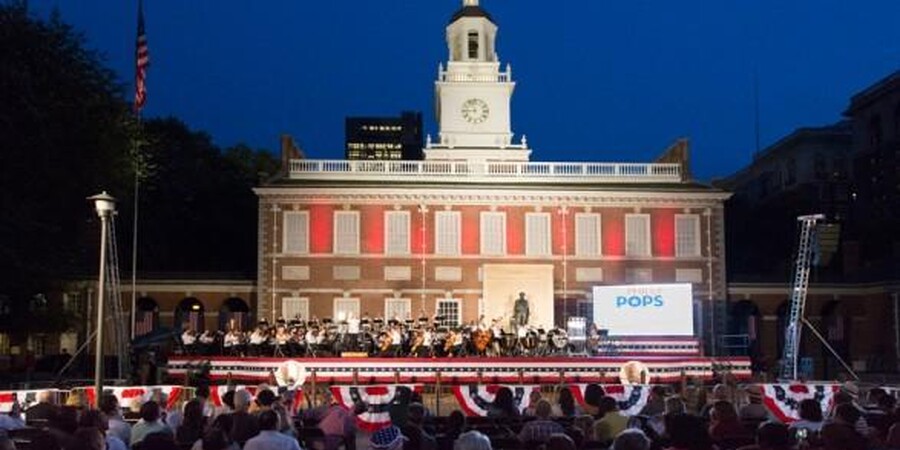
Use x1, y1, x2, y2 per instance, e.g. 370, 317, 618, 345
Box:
224, 330, 240, 348
249, 329, 267, 345
347, 315, 360, 334
305, 329, 317, 345
422, 329, 433, 347
199, 331, 215, 345
389, 326, 402, 346
276, 327, 290, 345
182, 330, 196, 346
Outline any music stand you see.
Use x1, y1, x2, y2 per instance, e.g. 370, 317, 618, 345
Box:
566, 316, 588, 357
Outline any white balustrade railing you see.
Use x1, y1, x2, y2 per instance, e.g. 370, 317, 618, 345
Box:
288, 160, 683, 184
439, 71, 511, 83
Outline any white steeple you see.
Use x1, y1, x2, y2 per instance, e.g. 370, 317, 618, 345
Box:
425, 0, 530, 162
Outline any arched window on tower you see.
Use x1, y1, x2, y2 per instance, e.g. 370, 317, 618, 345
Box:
468, 31, 479, 59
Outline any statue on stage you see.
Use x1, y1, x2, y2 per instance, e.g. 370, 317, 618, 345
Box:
513, 292, 530, 328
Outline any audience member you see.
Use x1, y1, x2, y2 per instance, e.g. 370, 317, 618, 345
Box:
572, 414, 595, 441
592, 396, 628, 443
639, 386, 667, 417
739, 386, 770, 421
664, 413, 714, 450
545, 433, 575, 450
25, 391, 59, 424
132, 401, 173, 447
221, 391, 236, 414
198, 427, 237, 450
699, 384, 731, 419
554, 387, 581, 417
441, 410, 467, 450
176, 399, 207, 447
524, 390, 544, 416
255, 389, 277, 411
78, 409, 127, 450
0, 433, 15, 450
71, 426, 105, 450
518, 399, 565, 443
453, 431, 491, 450
100, 394, 132, 445
486, 387, 519, 418
582, 384, 605, 417
304, 390, 356, 450
243, 410, 301, 450
788, 398, 824, 433
820, 421, 866, 450
708, 401, 750, 442
403, 403, 436, 450
370, 425, 409, 450
140, 431, 180, 450
613, 429, 651, 450
753, 421, 792, 450
229, 389, 260, 446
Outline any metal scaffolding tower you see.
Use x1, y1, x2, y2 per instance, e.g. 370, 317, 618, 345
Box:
106, 216, 131, 380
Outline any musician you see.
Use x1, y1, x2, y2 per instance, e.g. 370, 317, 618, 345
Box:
389, 324, 403, 356
347, 313, 360, 349
421, 327, 433, 357
181, 327, 197, 354
224, 328, 242, 356
199, 330, 216, 355
514, 292, 530, 328
249, 325, 267, 356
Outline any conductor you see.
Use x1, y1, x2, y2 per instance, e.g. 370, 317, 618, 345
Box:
514, 292, 530, 328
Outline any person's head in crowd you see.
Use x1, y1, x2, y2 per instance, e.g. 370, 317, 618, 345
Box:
257, 410, 279, 431
141, 432, 179, 450
831, 391, 854, 407
52, 406, 79, 434
77, 409, 109, 433
201, 428, 232, 450
573, 414, 594, 439
221, 391, 236, 412
410, 391, 424, 405
140, 400, 162, 423
583, 384, 605, 412
454, 431, 491, 450
99, 394, 122, 418
745, 385, 764, 405
321, 390, 335, 406
233, 389, 252, 413
31, 432, 61, 450
533, 399, 552, 419
833, 403, 861, 426
797, 398, 823, 423
755, 422, 792, 450
711, 384, 729, 401
650, 386, 666, 401
821, 422, 866, 450
66, 391, 88, 409
370, 425, 409, 450
709, 400, 739, 425
195, 385, 210, 401
557, 387, 577, 416
565, 426, 585, 448
664, 396, 686, 415
878, 392, 896, 413
598, 395, 619, 416
545, 433, 575, 450
255, 389, 277, 410
38, 390, 55, 405
447, 410, 466, 433
408, 403, 427, 426
612, 429, 650, 450
887, 423, 900, 449
666, 413, 714, 450
72, 427, 105, 450
210, 413, 234, 434
529, 390, 543, 408
182, 399, 206, 428
493, 387, 516, 415
867, 387, 887, 406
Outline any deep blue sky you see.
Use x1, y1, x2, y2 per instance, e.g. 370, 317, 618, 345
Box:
31, 1, 900, 180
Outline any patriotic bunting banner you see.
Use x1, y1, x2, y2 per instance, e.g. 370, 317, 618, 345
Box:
452, 384, 541, 417
0, 389, 66, 413
74, 385, 193, 411
330, 385, 423, 431
760, 384, 839, 423
568, 384, 651, 416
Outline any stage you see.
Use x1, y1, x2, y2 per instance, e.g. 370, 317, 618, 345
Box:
166, 354, 752, 385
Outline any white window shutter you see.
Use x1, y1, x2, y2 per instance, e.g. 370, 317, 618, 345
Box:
676, 215, 701, 257
575, 213, 601, 257
334, 211, 360, 254
283, 212, 309, 254
480, 212, 506, 255
626, 214, 650, 257
436, 211, 461, 255
526, 213, 550, 256
386, 211, 410, 255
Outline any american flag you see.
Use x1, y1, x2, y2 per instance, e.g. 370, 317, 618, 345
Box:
134, 0, 149, 112
134, 310, 155, 336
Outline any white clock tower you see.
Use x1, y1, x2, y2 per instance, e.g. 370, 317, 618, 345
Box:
425, 0, 531, 162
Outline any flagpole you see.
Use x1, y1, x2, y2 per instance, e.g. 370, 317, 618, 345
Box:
131, 0, 148, 340
130, 116, 140, 340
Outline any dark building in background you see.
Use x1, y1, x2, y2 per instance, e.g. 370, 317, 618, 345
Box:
345, 111, 424, 160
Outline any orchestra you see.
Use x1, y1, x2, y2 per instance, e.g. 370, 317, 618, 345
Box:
175, 314, 606, 358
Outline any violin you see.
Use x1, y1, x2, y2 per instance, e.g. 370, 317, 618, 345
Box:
379, 332, 393, 353
410, 330, 424, 354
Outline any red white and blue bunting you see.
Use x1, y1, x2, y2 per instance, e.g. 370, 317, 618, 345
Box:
330, 384, 423, 431
452, 384, 541, 417
568, 384, 651, 416
760, 384, 839, 423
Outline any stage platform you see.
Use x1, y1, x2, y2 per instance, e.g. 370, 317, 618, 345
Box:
167, 355, 751, 385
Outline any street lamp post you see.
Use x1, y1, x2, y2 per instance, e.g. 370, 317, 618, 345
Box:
88, 191, 116, 405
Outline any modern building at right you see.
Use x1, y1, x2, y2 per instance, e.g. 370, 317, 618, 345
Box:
719, 71, 900, 379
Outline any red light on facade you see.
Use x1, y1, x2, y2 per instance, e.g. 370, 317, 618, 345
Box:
652, 209, 676, 257
603, 211, 624, 256
506, 209, 523, 255
361, 205, 384, 254
461, 207, 480, 255
309, 204, 334, 253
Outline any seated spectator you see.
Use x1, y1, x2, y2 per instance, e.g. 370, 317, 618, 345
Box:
243, 410, 301, 450
139, 431, 180, 450
664, 413, 714, 450
220, 391, 236, 415
191, 415, 238, 450
255, 389, 278, 412
25, 391, 58, 424
78, 409, 127, 450
304, 390, 356, 450
0, 433, 16, 450
886, 423, 900, 450
453, 431, 490, 450
71, 426, 105, 450
176, 399, 207, 447
699, 384, 732, 419
753, 421, 792, 450
820, 421, 866, 450
131, 401, 173, 447
554, 387, 582, 417
565, 426, 585, 448
613, 429, 650, 450
486, 387, 519, 418
229, 390, 260, 446
371, 425, 409, 450
518, 399, 565, 444
708, 401, 750, 442
592, 396, 628, 443
830, 391, 870, 436
524, 390, 544, 416
545, 433, 575, 450
739, 386, 770, 421
582, 384, 605, 417
48, 406, 80, 449
100, 394, 132, 445
789, 398, 824, 433
403, 403, 436, 450
639, 386, 667, 417
572, 414, 595, 441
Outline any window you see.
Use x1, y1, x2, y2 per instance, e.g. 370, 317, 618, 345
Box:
467, 31, 479, 59
385, 211, 411, 255
575, 213, 602, 257
333, 297, 360, 321
334, 211, 360, 255
625, 214, 651, 257
435, 211, 461, 255
437, 299, 461, 327
283, 211, 309, 254
385, 298, 411, 321
480, 212, 506, 255
625, 268, 653, 283
525, 213, 551, 256
282, 297, 309, 321
675, 214, 701, 257
63, 292, 82, 314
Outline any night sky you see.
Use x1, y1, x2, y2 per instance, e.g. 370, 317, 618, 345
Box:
31, 1, 900, 181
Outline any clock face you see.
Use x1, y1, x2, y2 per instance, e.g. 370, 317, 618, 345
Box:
461, 98, 490, 124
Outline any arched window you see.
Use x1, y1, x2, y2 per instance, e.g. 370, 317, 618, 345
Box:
467, 31, 479, 59
135, 297, 159, 337
219, 297, 251, 332
175, 298, 205, 332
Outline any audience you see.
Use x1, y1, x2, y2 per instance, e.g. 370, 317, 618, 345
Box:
371, 425, 409, 450
708, 400, 750, 442
243, 410, 301, 450
739, 386, 770, 421
229, 389, 260, 447
524, 390, 544, 416
639, 386, 667, 417
453, 430, 491, 450
177, 399, 208, 447
613, 429, 651, 450
592, 396, 628, 443
25, 390, 59, 424
665, 413, 714, 450
100, 394, 132, 445
789, 398, 824, 433
486, 387, 519, 418
545, 433, 575, 450
304, 390, 356, 450
582, 384, 606, 417
131, 401, 173, 447
749, 421, 793, 450
518, 399, 565, 443
554, 388, 581, 417
78, 409, 127, 450
403, 403, 437, 450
